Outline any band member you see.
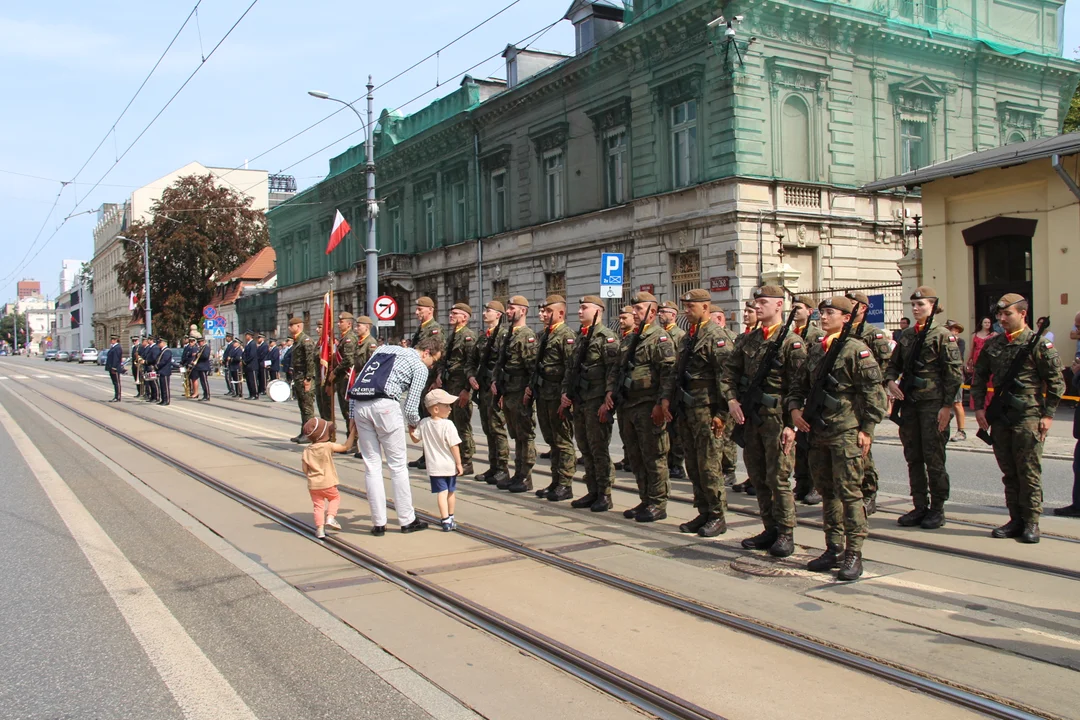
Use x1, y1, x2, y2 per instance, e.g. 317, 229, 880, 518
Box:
256, 333, 270, 397
105, 335, 123, 402
243, 330, 259, 399
193, 337, 212, 401
268, 339, 281, 380
155, 338, 173, 406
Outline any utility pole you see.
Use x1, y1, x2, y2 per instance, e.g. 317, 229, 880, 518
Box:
364, 75, 378, 321
143, 231, 152, 336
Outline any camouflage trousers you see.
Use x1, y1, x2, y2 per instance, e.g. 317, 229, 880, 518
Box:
503, 391, 536, 478
477, 388, 509, 471
536, 395, 575, 487
450, 393, 475, 465
809, 429, 868, 552
573, 397, 613, 498
316, 380, 334, 421
294, 381, 315, 432
896, 402, 951, 508
719, 413, 737, 474
990, 417, 1045, 523
676, 405, 725, 517
336, 377, 351, 424
620, 402, 670, 509
668, 425, 685, 469
794, 430, 811, 492
861, 447, 879, 499
742, 413, 796, 530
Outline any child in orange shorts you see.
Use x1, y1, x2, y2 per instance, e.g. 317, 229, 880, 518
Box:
300, 417, 356, 538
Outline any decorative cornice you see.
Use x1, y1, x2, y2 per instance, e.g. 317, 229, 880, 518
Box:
531, 122, 570, 155
651, 63, 704, 107
479, 144, 512, 170
586, 97, 631, 134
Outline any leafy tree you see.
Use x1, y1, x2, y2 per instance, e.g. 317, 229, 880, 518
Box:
116, 174, 268, 343
1064, 82, 1080, 134
0, 312, 28, 347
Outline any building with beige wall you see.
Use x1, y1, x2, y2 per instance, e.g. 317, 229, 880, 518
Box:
864, 133, 1080, 333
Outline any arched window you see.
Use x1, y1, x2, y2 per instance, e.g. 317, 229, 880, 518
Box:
782, 95, 812, 181
1006, 131, 1026, 145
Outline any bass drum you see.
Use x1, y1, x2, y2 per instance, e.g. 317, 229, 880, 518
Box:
267, 379, 291, 403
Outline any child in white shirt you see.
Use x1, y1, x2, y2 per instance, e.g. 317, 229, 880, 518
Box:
410, 389, 463, 531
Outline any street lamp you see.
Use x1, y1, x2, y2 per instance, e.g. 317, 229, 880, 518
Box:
308, 79, 379, 320
117, 233, 152, 336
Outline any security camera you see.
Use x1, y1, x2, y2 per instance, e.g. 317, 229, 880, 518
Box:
707, 15, 726, 28
733, 15, 744, 23
725, 25, 736, 39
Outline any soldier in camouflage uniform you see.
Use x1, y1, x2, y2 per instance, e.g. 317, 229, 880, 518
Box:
885, 286, 964, 530
662, 289, 731, 537
470, 301, 510, 486
788, 296, 888, 581
492, 296, 538, 492
602, 292, 675, 522
288, 317, 317, 444
658, 300, 687, 480
709, 304, 739, 485
352, 315, 378, 374
721, 285, 808, 557
845, 291, 894, 516
731, 300, 761, 494
408, 296, 444, 470
972, 293, 1065, 544
331, 312, 359, 423
561, 296, 619, 512
792, 296, 826, 506
526, 295, 577, 501
312, 321, 335, 424
441, 303, 478, 475
611, 306, 637, 474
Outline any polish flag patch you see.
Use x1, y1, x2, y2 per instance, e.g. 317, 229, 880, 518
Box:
859, 349, 871, 358
717, 340, 726, 347
606, 337, 616, 343
566, 338, 574, 344
527, 337, 536, 343
465, 336, 474, 341
948, 335, 956, 342
1046, 341, 1054, 349
660, 336, 669, 342
792, 342, 803, 349
431, 328, 439, 334
874, 332, 884, 339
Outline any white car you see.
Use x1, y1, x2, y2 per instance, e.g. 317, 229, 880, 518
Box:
78, 348, 99, 364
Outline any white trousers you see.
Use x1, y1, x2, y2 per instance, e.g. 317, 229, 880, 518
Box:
353, 398, 415, 527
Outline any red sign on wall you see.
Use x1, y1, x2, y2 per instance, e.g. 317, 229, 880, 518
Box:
639, 284, 655, 294
710, 276, 731, 292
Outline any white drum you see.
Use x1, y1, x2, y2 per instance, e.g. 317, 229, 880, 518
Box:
267, 379, 291, 403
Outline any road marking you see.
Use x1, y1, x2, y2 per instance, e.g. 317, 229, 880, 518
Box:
34, 374, 51, 378
0, 402, 260, 720
167, 403, 292, 439
12, 375, 28, 379
0, 377, 8, 380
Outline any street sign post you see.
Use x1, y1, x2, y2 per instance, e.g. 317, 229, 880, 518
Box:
600, 252, 624, 299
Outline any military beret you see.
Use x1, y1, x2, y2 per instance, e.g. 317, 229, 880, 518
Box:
485, 300, 505, 313
845, 291, 870, 305
338, 312, 354, 321
744, 301, 757, 310
452, 302, 473, 315
710, 304, 724, 313
508, 295, 530, 308
631, 291, 657, 304
540, 294, 566, 308
996, 293, 1026, 309
791, 296, 815, 308
819, 295, 855, 313
620, 305, 635, 314
416, 296, 435, 308
287, 317, 304, 326
911, 286, 938, 300
680, 288, 711, 303
946, 319, 965, 333
579, 295, 605, 308
355, 315, 374, 325
659, 300, 679, 311
753, 285, 785, 299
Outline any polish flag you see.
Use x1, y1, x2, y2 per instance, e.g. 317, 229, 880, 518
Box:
129, 292, 138, 311
325, 209, 351, 255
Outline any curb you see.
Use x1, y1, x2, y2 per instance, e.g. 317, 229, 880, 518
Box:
874, 437, 1073, 462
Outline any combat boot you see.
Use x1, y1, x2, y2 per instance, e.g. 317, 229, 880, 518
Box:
724, 472, 737, 487
745, 483, 756, 497
802, 489, 822, 506
741, 527, 779, 550
496, 472, 516, 490
698, 516, 727, 537
460, 462, 474, 477
806, 544, 842, 572
669, 465, 686, 480
768, 529, 795, 558
623, 502, 644, 519
896, 506, 927, 527
536, 482, 556, 498
475, 468, 494, 483
920, 506, 946, 529
679, 514, 710, 534
1018, 522, 1040, 544
634, 505, 667, 523
837, 549, 863, 581
546, 485, 573, 502
863, 495, 877, 516
489, 468, 511, 487
793, 480, 809, 502
571, 493, 597, 509
508, 474, 533, 493
991, 517, 1023, 538
590, 495, 612, 513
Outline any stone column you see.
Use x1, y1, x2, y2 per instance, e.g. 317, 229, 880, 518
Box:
898, 248, 922, 305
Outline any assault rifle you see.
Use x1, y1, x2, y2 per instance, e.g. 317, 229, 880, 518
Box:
492, 323, 513, 401
525, 326, 552, 406
436, 325, 458, 386
977, 316, 1050, 445
668, 325, 698, 420
801, 303, 861, 431
477, 319, 503, 390
565, 321, 596, 405
888, 300, 939, 425
607, 325, 644, 423
732, 307, 799, 448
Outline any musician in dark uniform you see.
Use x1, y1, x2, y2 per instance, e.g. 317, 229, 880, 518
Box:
268, 339, 281, 380
144, 337, 160, 403
256, 333, 270, 397
155, 338, 173, 406
193, 337, 212, 401
225, 338, 243, 396
242, 330, 259, 399
105, 335, 123, 402
130, 336, 142, 398
180, 336, 196, 398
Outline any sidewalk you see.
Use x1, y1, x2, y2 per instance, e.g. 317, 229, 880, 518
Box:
874, 405, 1077, 460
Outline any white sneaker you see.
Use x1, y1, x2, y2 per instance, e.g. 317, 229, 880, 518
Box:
315, 527, 326, 539
326, 516, 342, 532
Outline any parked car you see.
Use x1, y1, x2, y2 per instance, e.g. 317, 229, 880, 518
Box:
97, 352, 109, 366
57, 350, 71, 361
168, 348, 183, 371
79, 348, 98, 364
44, 349, 58, 361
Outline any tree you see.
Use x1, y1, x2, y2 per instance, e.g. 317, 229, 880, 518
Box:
0, 312, 28, 347
1064, 82, 1080, 134
116, 174, 268, 343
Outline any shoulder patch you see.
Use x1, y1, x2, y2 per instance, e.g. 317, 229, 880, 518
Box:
464, 336, 474, 342
859, 349, 871, 358
431, 328, 439, 334
369, 344, 377, 349
566, 338, 574, 344
948, 335, 956, 342
659, 336, 669, 342
792, 342, 803, 350
717, 340, 726, 347
874, 332, 884, 340
1046, 341, 1054, 349
527, 337, 536, 343
606, 337, 616, 343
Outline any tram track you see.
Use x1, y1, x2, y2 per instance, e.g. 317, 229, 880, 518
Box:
6, 377, 1064, 720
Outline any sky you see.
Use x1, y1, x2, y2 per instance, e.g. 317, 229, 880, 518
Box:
1, 0, 1078, 303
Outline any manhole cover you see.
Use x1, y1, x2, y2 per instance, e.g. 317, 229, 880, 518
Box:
730, 553, 817, 578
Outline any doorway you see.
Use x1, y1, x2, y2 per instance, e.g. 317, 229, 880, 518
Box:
972, 235, 1033, 320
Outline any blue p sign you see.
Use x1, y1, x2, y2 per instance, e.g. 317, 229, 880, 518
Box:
601, 253, 624, 286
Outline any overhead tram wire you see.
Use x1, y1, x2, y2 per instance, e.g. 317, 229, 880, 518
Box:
0, 184, 68, 289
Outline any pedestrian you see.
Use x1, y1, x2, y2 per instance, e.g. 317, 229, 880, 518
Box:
967, 317, 997, 410
299, 417, 356, 539
885, 287, 963, 529
348, 336, 445, 534
105, 334, 123, 402
526, 295, 577, 501
1052, 355, 1080, 518
288, 318, 317, 444
945, 319, 968, 441
972, 294, 1065, 542
409, 389, 463, 531
893, 317, 911, 343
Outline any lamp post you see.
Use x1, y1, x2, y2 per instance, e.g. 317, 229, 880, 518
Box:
309, 80, 378, 319
117, 233, 151, 336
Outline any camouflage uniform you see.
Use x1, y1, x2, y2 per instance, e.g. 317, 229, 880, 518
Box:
497, 324, 538, 482
563, 321, 620, 502
664, 320, 731, 520
716, 325, 740, 478
971, 326, 1064, 524
720, 320, 808, 534
332, 328, 358, 423
412, 319, 444, 419
291, 330, 317, 432
793, 322, 827, 498
884, 321, 963, 512
314, 337, 334, 422
352, 332, 378, 375
442, 324, 478, 465
474, 323, 510, 475
618, 323, 676, 514
853, 321, 893, 502
788, 332, 887, 554
533, 321, 576, 491
662, 322, 687, 473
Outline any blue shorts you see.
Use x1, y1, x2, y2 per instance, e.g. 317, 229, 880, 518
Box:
430, 476, 457, 493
